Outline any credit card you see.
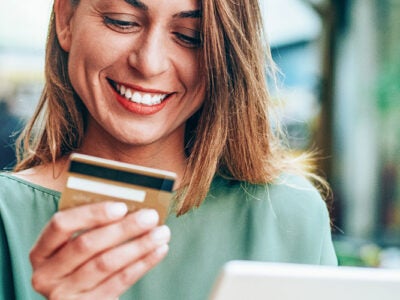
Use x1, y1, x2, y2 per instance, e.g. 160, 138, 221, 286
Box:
58, 153, 177, 224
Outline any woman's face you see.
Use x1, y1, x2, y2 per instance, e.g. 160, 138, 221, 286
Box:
59, 0, 205, 149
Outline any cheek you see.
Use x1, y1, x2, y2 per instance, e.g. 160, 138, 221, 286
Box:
69, 37, 104, 74
67, 31, 122, 102
68, 24, 126, 76
180, 55, 204, 95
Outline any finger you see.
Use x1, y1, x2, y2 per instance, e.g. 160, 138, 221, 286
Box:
30, 202, 129, 296
83, 244, 169, 299
57, 225, 170, 292
34, 209, 160, 280
30, 201, 128, 268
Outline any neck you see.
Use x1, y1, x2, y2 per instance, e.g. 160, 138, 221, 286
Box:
77, 123, 188, 188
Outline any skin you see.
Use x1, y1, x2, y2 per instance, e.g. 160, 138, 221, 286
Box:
18, 0, 206, 298
61, 0, 205, 175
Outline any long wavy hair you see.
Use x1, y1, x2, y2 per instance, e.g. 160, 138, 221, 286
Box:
15, 0, 329, 215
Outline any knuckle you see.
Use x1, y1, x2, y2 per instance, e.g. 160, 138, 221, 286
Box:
90, 202, 110, 219
142, 247, 166, 268
120, 215, 139, 234
73, 234, 94, 253
93, 253, 115, 273
140, 235, 158, 252
48, 289, 65, 300
31, 272, 48, 294
49, 212, 69, 233
29, 249, 38, 265
118, 267, 136, 287
126, 234, 158, 259
90, 201, 124, 222
142, 254, 160, 268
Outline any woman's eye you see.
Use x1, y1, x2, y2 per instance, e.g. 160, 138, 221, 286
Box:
174, 32, 202, 48
103, 15, 140, 33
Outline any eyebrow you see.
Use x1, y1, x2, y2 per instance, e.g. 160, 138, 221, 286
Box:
124, 0, 148, 11
123, 0, 201, 18
173, 10, 202, 19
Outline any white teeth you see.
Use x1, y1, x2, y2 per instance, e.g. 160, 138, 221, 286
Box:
142, 94, 151, 103
132, 92, 142, 103
116, 83, 168, 106
120, 85, 126, 96
152, 95, 161, 104
125, 88, 132, 99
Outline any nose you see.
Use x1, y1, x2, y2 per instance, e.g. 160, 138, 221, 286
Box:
128, 28, 170, 78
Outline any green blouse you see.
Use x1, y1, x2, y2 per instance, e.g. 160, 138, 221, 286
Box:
0, 173, 337, 300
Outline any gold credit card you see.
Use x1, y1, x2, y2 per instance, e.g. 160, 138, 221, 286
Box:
58, 153, 177, 224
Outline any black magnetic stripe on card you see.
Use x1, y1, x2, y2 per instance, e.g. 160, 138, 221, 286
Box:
69, 161, 174, 192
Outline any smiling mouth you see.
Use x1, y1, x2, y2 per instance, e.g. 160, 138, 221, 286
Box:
108, 79, 170, 106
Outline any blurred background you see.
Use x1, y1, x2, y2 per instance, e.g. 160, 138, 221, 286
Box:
1, 0, 399, 267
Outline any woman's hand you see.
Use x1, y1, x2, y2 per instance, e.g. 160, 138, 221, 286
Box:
30, 202, 170, 299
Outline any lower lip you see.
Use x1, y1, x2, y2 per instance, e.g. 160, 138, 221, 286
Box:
112, 88, 170, 115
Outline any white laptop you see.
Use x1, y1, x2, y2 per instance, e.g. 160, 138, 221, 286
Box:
209, 260, 400, 300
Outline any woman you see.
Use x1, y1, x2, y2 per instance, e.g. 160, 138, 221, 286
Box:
0, 0, 337, 299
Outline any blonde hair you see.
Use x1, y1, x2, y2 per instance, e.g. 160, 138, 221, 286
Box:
15, 0, 329, 215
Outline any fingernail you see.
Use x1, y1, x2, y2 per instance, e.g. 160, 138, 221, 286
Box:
136, 209, 159, 227
151, 225, 171, 244
106, 202, 128, 219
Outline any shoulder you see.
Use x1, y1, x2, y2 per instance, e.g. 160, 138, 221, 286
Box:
0, 172, 60, 214
212, 174, 331, 231
9, 161, 68, 192
214, 174, 327, 213
0, 173, 58, 299
267, 173, 329, 219
0, 172, 59, 196
208, 174, 336, 264
0, 173, 31, 196
0, 172, 59, 247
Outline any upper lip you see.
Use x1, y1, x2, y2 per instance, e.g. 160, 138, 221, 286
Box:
108, 78, 172, 95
